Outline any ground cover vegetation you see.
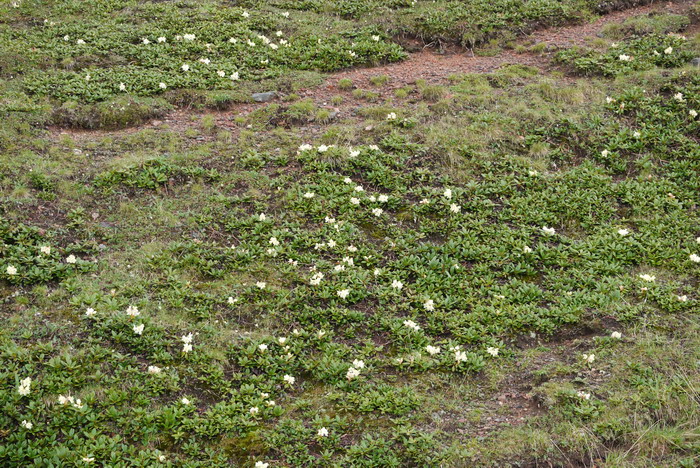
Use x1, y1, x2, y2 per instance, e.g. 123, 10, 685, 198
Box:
1, 0, 700, 466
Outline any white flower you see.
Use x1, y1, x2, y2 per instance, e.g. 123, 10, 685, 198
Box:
354, 185, 364, 192
601, 149, 609, 157
82, 457, 95, 463
227, 296, 237, 305
142, 38, 150, 45
371, 208, 383, 217
443, 189, 452, 199
258, 213, 267, 221
577, 391, 591, 400
426, 345, 441, 355
386, 112, 397, 120
391, 279, 403, 290
282, 11, 289, 17
618, 54, 631, 62
373, 268, 381, 276
181, 397, 191, 405
255, 462, 269, 468
610, 331, 622, 339
158, 455, 166, 462
181, 333, 193, 344
126, 305, 140, 317
423, 299, 435, 311
618, 229, 629, 236
523, 245, 533, 254
346, 367, 361, 380
449, 203, 461, 213
690, 254, 700, 263
337, 289, 350, 299
21, 420, 33, 429
378, 194, 389, 203
343, 177, 353, 184
633, 131, 641, 138
249, 406, 259, 415
118, 82, 127, 92
159, 82, 167, 89
677, 295, 688, 302
582, 353, 595, 364
690, 110, 698, 118
258, 344, 268, 352
242, 11, 250, 18
181, 64, 190, 71
605, 96, 615, 104
40, 246, 51, 254
76, 39, 85, 45
65, 254, 77, 264
230, 72, 240, 81
317, 145, 330, 153
133, 323, 145, 335
269, 237, 280, 246
199, 57, 210, 65
303, 192, 315, 199
454, 350, 467, 362
157, 36, 166, 43
182, 343, 192, 353
403, 319, 420, 331
266, 400, 275, 406
183, 34, 196, 41
664, 46, 673, 54
542, 226, 556, 236
17, 377, 31, 396
350, 197, 360, 205
674, 92, 685, 102
63, 35, 70, 41
352, 359, 365, 369
6, 265, 17, 275
639, 274, 656, 282
217, 70, 226, 77
278, 337, 287, 345
256, 281, 266, 289
283, 374, 295, 385
147, 365, 161, 374
371, 35, 380, 41
310, 272, 324, 285
85, 308, 96, 317
486, 347, 499, 357
317, 427, 329, 437
349, 149, 360, 157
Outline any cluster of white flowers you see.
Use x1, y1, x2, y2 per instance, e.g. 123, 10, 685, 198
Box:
133, 323, 145, 335
337, 289, 350, 299
21, 420, 33, 429
486, 347, 499, 357
582, 353, 595, 364
577, 390, 591, 400
283, 374, 295, 385
426, 345, 441, 356
610, 331, 622, 339
182, 332, 193, 353
542, 226, 556, 236
126, 305, 140, 317
17, 377, 31, 396
391, 279, 403, 290
147, 365, 161, 374
423, 299, 435, 311
58, 394, 85, 409
638, 274, 655, 282
309, 272, 324, 285
317, 427, 329, 437
403, 320, 420, 331
6, 265, 17, 275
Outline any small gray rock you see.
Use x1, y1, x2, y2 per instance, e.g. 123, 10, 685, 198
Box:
691, 58, 700, 67
252, 91, 276, 102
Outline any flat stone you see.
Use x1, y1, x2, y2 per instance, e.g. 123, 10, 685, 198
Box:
252, 91, 276, 102
690, 57, 700, 67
